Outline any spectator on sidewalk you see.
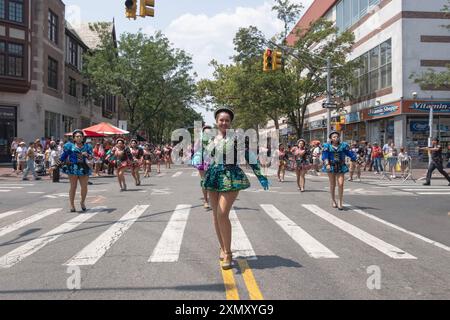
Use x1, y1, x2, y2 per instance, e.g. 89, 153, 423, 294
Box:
16, 141, 27, 174
22, 142, 41, 181
421, 138, 450, 186
11, 138, 19, 173
372, 142, 383, 174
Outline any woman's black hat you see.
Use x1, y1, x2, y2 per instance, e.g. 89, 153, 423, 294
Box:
329, 131, 340, 139
214, 107, 235, 122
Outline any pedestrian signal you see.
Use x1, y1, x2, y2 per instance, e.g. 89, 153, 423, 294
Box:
140, 0, 155, 17
273, 50, 283, 71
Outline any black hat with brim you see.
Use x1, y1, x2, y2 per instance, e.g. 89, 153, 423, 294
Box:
214, 107, 234, 122
329, 131, 340, 139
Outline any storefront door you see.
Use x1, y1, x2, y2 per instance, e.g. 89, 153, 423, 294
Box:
0, 106, 17, 163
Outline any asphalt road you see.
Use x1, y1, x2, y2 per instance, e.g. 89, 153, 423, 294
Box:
0, 166, 449, 300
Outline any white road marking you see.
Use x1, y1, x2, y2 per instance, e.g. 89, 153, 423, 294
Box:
230, 209, 257, 260
0, 184, 34, 186
0, 209, 62, 239
0, 190, 11, 192
0, 187, 23, 189
0, 210, 23, 220
0, 207, 106, 268
27, 192, 45, 194
172, 171, 183, 178
416, 192, 450, 195
260, 204, 338, 259
192, 171, 199, 177
302, 205, 416, 259
65, 205, 149, 266
149, 204, 191, 262
345, 203, 450, 253
402, 189, 450, 192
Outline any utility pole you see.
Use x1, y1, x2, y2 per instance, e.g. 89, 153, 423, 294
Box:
326, 57, 332, 142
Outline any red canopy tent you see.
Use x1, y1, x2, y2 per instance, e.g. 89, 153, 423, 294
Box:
83, 122, 129, 135
64, 129, 105, 137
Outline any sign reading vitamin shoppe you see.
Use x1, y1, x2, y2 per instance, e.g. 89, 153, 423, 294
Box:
410, 102, 450, 113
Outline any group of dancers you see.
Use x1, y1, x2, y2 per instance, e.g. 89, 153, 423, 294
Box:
59, 108, 360, 269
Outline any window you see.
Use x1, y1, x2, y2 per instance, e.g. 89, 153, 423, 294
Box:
62, 115, 75, 134
48, 10, 58, 44
82, 84, 89, 98
0, 41, 5, 75
336, 0, 380, 31
48, 57, 58, 89
0, 0, 5, 19
67, 37, 78, 68
45, 111, 60, 139
8, 0, 23, 23
7, 42, 23, 77
68, 77, 77, 97
352, 39, 391, 99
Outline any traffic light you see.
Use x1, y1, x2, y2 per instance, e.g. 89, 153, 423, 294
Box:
140, 0, 155, 17
125, 0, 137, 19
263, 49, 273, 72
272, 50, 283, 71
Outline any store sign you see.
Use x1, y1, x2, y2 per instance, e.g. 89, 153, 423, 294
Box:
368, 105, 399, 117
410, 121, 450, 132
309, 119, 326, 129
410, 102, 450, 113
345, 112, 360, 123
0, 107, 15, 120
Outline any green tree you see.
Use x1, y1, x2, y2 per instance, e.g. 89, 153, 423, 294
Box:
83, 24, 200, 138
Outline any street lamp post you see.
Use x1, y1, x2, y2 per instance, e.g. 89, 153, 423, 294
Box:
326, 57, 332, 141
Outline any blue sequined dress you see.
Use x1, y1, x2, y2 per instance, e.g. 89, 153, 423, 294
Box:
59, 142, 93, 176
321, 142, 356, 174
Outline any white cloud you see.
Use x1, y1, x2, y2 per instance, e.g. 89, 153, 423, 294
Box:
159, 0, 314, 80
144, 0, 314, 123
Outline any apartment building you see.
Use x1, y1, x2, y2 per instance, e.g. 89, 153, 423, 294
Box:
283, 0, 450, 161
0, 0, 118, 162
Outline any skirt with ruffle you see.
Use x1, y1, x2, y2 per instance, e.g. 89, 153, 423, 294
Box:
202, 164, 250, 192
62, 163, 91, 176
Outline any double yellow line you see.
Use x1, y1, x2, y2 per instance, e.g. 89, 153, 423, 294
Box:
220, 259, 263, 300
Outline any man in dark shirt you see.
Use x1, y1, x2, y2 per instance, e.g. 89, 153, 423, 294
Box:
421, 138, 450, 186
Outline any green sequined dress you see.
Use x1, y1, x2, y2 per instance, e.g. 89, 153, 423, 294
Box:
202, 134, 268, 192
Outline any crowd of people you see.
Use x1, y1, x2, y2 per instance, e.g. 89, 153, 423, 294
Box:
9, 136, 175, 186
276, 138, 416, 183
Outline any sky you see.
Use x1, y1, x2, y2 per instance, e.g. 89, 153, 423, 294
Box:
64, 0, 314, 125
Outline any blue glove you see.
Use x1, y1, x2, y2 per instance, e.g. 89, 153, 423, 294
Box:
259, 177, 270, 190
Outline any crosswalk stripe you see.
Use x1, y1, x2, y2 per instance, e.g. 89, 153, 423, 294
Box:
302, 205, 416, 259
345, 203, 450, 253
402, 189, 450, 192
0, 190, 11, 192
0, 187, 23, 189
172, 171, 183, 178
149, 204, 191, 262
65, 205, 150, 266
192, 171, 199, 177
416, 192, 450, 195
230, 209, 257, 260
0, 209, 62, 239
0, 207, 106, 269
0, 210, 23, 220
260, 204, 338, 259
